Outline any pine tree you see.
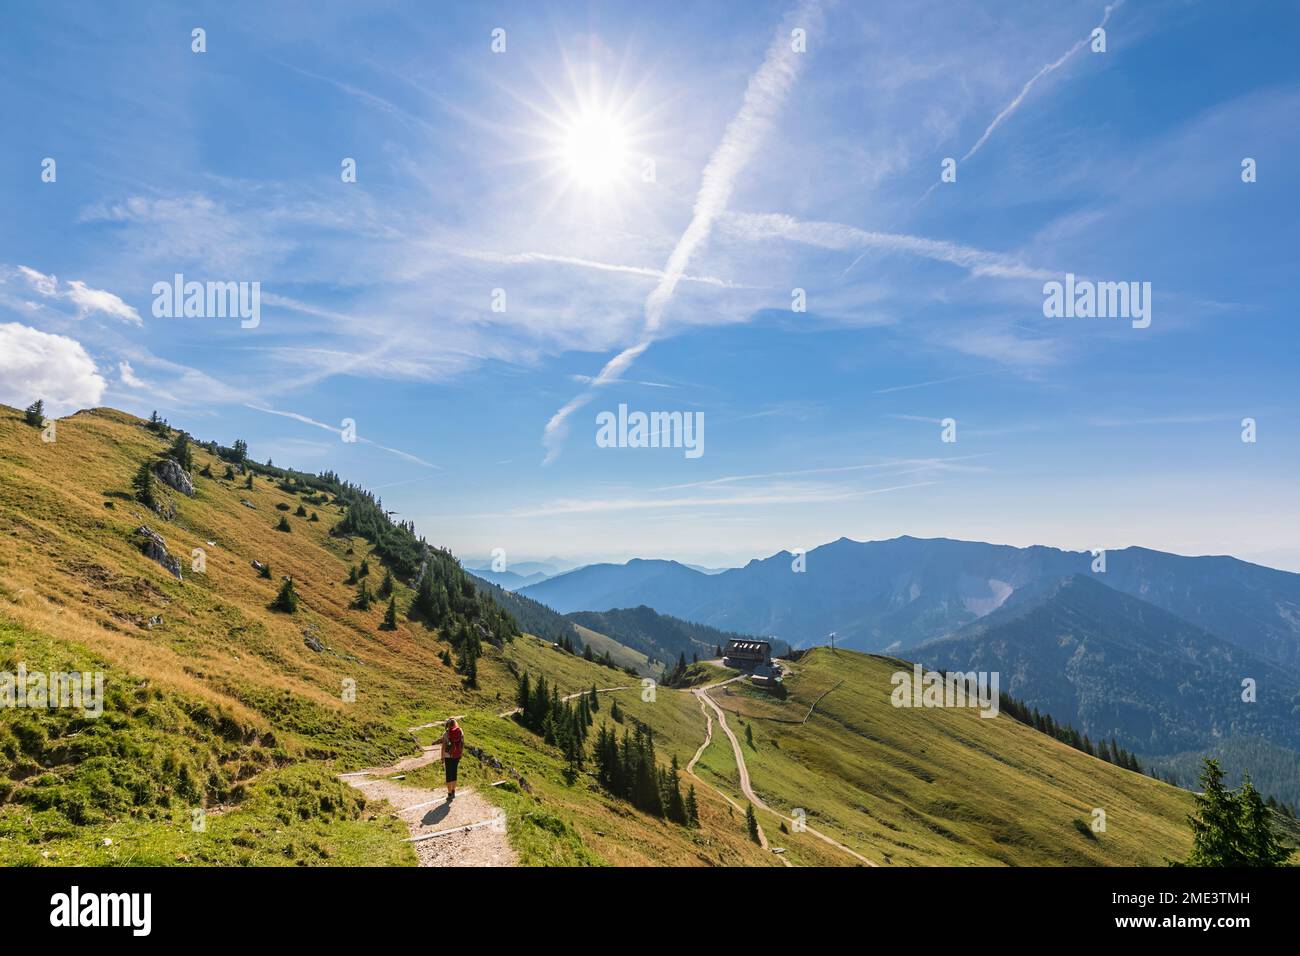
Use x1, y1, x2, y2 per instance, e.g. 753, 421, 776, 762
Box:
295, 504, 307, 517
258, 562, 272, 579
276, 515, 292, 533
133, 461, 157, 509
380, 595, 398, 629
353, 580, 372, 610
24, 400, 44, 427
377, 569, 394, 598
272, 577, 298, 613
746, 803, 761, 844
589, 684, 600, 711
167, 432, 193, 471
346, 565, 359, 585
359, 558, 370, 577
745, 724, 755, 749
517, 673, 531, 713
244, 472, 254, 489
1240, 774, 1289, 866
223, 465, 235, 480
686, 785, 700, 827
665, 754, 688, 824
1187, 759, 1248, 866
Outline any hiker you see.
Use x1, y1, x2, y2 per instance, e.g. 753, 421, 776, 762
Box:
440, 717, 464, 802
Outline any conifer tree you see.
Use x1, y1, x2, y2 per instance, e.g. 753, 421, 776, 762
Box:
1187, 759, 1248, 866
353, 579, 372, 610
133, 461, 157, 509
24, 399, 45, 427
686, 785, 700, 827
276, 515, 291, 533
1240, 774, 1289, 866
377, 568, 394, 598
272, 577, 298, 613
381, 595, 398, 630
746, 803, 761, 844
665, 754, 688, 824
167, 432, 193, 472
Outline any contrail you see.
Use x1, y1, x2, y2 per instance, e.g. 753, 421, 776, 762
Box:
722, 211, 1054, 280
919, 1, 1124, 202
246, 403, 441, 470
541, 0, 820, 464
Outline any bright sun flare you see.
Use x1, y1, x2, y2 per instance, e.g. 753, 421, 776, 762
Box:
560, 110, 630, 189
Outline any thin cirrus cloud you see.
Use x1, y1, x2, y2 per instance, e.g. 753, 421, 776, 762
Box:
541, 0, 822, 465
466, 478, 935, 520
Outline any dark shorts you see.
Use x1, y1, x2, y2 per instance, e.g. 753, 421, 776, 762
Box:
444, 757, 460, 782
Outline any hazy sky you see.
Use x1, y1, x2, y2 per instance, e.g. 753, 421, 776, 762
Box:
3, 0, 1298, 570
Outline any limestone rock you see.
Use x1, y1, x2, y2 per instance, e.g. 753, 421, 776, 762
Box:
134, 525, 182, 581
153, 457, 194, 497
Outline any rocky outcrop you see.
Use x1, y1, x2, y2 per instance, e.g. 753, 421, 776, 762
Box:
303, 625, 325, 653
153, 458, 194, 497
134, 525, 182, 581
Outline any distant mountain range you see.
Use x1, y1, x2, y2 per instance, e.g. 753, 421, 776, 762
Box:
518, 536, 1300, 794
519, 536, 1300, 669
469, 574, 776, 675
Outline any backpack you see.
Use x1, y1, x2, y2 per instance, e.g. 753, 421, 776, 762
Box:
446, 725, 464, 759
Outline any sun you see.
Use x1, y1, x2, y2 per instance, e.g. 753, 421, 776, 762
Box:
559, 109, 631, 190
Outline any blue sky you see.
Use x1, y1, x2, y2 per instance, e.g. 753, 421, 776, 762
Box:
3, 0, 1298, 570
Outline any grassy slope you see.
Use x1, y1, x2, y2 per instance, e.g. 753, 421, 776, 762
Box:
0, 406, 771, 866
710, 649, 1197, 865
569, 623, 654, 675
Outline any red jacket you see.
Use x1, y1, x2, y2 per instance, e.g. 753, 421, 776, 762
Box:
444, 725, 464, 759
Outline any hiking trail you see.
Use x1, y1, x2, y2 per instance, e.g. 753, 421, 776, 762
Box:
341, 743, 516, 867
686, 675, 876, 867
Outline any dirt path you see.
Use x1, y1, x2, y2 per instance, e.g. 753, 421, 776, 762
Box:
691, 678, 876, 867
342, 746, 516, 867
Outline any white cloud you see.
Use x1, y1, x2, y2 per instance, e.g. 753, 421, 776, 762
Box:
14, 264, 142, 325
0, 323, 106, 415
118, 360, 146, 388
18, 266, 58, 296
64, 280, 142, 325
